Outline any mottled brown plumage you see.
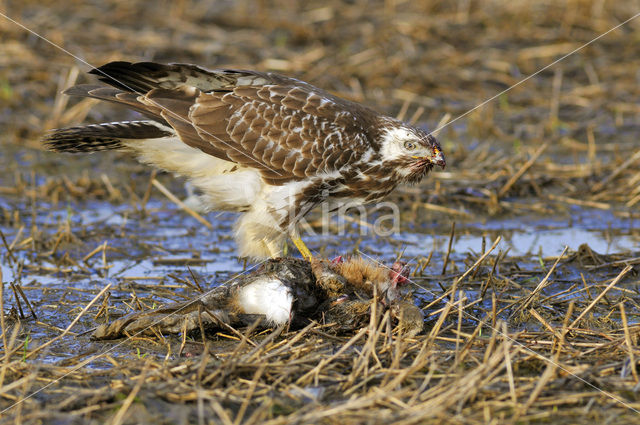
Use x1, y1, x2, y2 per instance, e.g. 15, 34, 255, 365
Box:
43, 61, 445, 258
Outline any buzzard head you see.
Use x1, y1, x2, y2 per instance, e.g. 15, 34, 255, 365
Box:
379, 123, 446, 184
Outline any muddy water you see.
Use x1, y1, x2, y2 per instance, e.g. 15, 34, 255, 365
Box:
0, 145, 638, 364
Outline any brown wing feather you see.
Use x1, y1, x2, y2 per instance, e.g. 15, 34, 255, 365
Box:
63, 84, 166, 123
141, 87, 232, 161
69, 61, 383, 184
189, 84, 380, 182
89, 61, 272, 92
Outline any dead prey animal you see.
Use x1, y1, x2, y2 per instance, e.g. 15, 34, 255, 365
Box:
93, 256, 423, 340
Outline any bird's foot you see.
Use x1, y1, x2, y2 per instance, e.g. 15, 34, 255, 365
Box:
291, 235, 313, 261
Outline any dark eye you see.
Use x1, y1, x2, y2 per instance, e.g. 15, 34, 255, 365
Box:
404, 141, 416, 150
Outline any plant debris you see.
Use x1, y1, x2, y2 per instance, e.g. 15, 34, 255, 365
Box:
1, 1, 639, 424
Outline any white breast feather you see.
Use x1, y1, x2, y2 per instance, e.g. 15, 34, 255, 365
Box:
236, 278, 293, 324
124, 137, 232, 178
124, 137, 264, 211
194, 171, 262, 211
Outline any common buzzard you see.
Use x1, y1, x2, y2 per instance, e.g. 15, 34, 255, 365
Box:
43, 61, 445, 259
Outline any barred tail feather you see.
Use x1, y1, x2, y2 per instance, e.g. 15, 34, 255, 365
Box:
42, 120, 174, 153
43, 132, 125, 153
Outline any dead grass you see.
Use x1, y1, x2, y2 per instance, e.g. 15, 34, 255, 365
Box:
1, 0, 640, 423
1, 247, 639, 424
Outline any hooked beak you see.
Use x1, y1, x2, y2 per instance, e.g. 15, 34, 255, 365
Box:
432, 148, 446, 169
412, 147, 446, 169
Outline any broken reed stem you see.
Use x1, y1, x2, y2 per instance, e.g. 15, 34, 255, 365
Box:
457, 316, 487, 365
428, 295, 478, 317
82, 241, 107, 262
187, 267, 204, 293
427, 300, 452, 347
502, 322, 517, 405
498, 142, 549, 198
453, 236, 501, 288
515, 300, 575, 421
13, 284, 37, 320
25, 283, 112, 360
296, 327, 368, 386
141, 169, 157, 212
151, 178, 212, 229
260, 322, 316, 361
421, 202, 472, 218
441, 221, 455, 276
396, 97, 412, 121
592, 149, 640, 193
242, 324, 286, 363
409, 106, 425, 125
454, 290, 464, 364
9, 283, 24, 319
529, 308, 564, 343
514, 343, 558, 421
431, 113, 451, 137
0, 229, 16, 265
234, 364, 265, 425
619, 302, 638, 383
108, 361, 151, 425
510, 245, 569, 318
0, 266, 6, 388
559, 300, 574, 353
211, 398, 235, 425
426, 235, 502, 311
549, 67, 562, 127
569, 265, 632, 329
546, 193, 611, 210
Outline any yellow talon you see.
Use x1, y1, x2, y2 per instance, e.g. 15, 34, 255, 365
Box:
291, 235, 313, 260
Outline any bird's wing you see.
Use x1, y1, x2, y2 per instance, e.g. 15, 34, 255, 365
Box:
80, 61, 378, 184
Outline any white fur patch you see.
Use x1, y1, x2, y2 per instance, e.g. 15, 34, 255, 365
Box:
237, 278, 293, 324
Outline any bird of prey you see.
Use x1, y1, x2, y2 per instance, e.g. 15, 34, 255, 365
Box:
43, 61, 445, 259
